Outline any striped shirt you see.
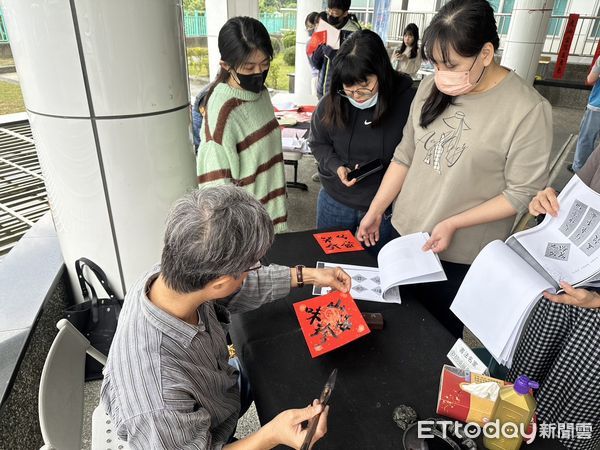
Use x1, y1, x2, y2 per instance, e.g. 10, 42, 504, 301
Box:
197, 83, 288, 233
100, 264, 291, 450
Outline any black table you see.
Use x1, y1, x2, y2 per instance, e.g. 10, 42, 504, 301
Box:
230, 230, 455, 449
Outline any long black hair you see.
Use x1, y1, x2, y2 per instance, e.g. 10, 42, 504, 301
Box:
419, 0, 499, 128
323, 30, 405, 129
204, 17, 273, 104
399, 23, 419, 59
305, 11, 319, 28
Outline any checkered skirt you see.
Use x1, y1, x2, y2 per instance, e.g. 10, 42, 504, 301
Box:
508, 297, 600, 450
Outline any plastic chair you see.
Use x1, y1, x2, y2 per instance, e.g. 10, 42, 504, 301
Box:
38, 319, 129, 450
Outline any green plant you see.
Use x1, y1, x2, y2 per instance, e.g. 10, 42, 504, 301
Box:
187, 47, 209, 77
186, 47, 208, 58
183, 0, 205, 13
266, 59, 282, 89
271, 36, 283, 55
282, 31, 296, 48
283, 46, 295, 66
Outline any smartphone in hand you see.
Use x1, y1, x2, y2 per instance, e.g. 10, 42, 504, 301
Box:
347, 159, 384, 182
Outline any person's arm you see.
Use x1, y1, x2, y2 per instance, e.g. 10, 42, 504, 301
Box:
586, 59, 600, 85
290, 266, 351, 292
124, 408, 217, 450
308, 103, 342, 173
356, 162, 409, 246
197, 139, 240, 186
424, 99, 553, 252
529, 187, 559, 217
125, 402, 328, 450
310, 44, 326, 70
543, 282, 600, 309
422, 195, 518, 252
226, 402, 329, 450
224, 264, 351, 314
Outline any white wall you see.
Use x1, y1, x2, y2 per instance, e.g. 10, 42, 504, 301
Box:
406, 0, 437, 11
206, 0, 259, 81
566, 0, 597, 15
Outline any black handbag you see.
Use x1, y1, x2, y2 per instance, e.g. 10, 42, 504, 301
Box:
63, 258, 124, 380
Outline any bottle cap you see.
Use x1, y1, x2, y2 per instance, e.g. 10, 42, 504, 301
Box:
514, 375, 540, 395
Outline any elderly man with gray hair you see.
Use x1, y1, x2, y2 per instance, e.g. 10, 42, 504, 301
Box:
101, 185, 351, 450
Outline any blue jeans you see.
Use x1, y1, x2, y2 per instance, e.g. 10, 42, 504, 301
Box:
316, 188, 394, 255
192, 106, 202, 153
573, 108, 600, 171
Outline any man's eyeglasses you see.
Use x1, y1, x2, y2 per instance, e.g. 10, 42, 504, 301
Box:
326, 8, 344, 17
245, 262, 262, 272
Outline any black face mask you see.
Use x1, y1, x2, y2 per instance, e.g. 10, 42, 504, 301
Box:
308, 29, 314, 36
328, 15, 340, 26
233, 69, 269, 94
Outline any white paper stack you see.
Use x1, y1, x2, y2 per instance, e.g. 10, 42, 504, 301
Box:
450, 240, 553, 367
377, 232, 447, 293
451, 176, 600, 367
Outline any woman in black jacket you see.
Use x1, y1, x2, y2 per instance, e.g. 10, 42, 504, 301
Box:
309, 29, 415, 253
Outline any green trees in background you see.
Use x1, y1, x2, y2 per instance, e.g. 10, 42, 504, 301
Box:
183, 0, 205, 13
260, 0, 297, 13
182, 0, 297, 90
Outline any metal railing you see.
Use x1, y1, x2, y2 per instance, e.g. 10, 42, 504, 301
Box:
183, 10, 296, 37
184, 11, 207, 37
0, 121, 49, 259
373, 10, 600, 59
540, 15, 600, 58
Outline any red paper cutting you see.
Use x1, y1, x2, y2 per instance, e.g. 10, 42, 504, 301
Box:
293, 291, 370, 358
307, 30, 327, 56
313, 230, 364, 254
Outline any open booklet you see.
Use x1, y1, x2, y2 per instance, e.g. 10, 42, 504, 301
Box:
312, 232, 446, 304
451, 175, 600, 367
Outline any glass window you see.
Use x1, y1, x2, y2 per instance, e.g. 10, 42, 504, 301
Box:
547, 0, 569, 36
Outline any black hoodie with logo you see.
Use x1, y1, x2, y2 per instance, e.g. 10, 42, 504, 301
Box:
309, 73, 415, 211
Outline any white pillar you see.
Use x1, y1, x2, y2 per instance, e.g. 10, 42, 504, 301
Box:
1, 0, 197, 299
294, 0, 322, 98
500, 0, 554, 85
206, 0, 260, 81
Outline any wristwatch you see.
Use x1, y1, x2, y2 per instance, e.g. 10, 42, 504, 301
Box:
296, 265, 305, 288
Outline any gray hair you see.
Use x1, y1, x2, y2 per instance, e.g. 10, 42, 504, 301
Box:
160, 186, 274, 293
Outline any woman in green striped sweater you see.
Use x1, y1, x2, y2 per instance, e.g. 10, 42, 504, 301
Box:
197, 17, 288, 232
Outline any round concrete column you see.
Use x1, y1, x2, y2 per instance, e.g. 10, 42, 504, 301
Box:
500, 0, 555, 84
2, 0, 197, 299
294, 0, 323, 99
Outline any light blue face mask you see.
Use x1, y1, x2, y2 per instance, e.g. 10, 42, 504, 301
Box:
347, 92, 378, 110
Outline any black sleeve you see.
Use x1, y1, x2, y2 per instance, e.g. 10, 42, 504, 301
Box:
310, 44, 325, 70
308, 101, 345, 175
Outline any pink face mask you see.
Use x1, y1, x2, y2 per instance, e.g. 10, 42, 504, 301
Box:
434, 53, 484, 96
